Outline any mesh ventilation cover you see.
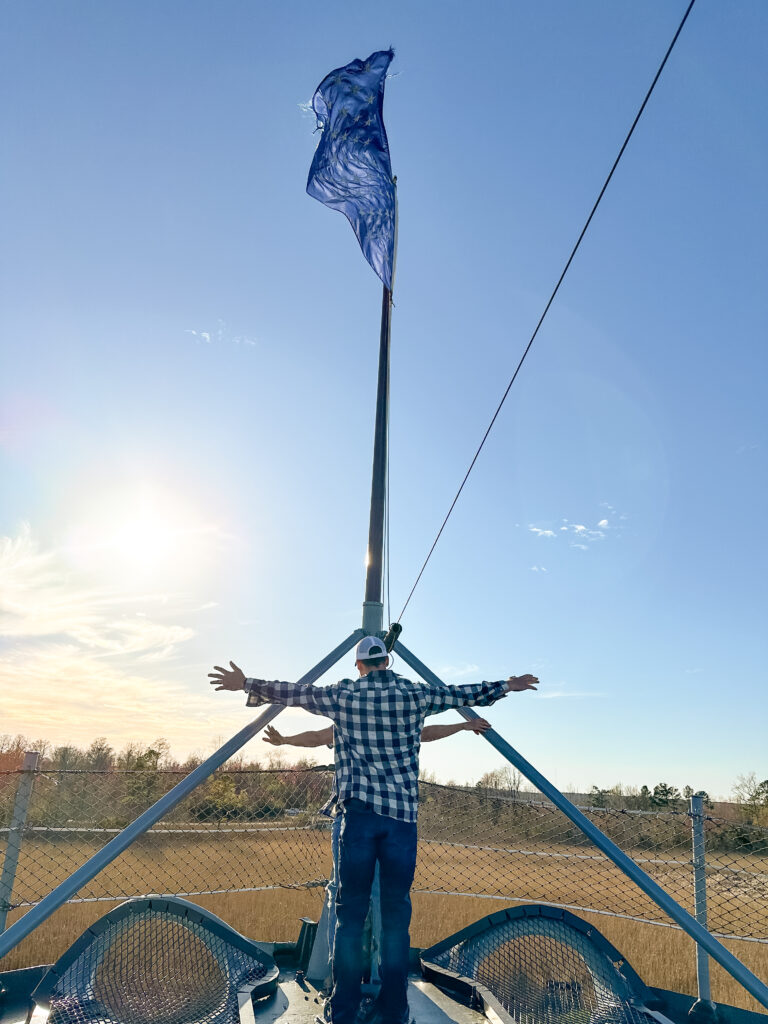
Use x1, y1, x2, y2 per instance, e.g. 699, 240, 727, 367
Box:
33, 897, 278, 1024
421, 904, 664, 1024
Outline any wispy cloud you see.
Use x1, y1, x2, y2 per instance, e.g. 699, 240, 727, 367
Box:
530, 565, 548, 573
535, 684, 603, 700
525, 504, 625, 555
437, 662, 480, 680
601, 501, 628, 522
0, 524, 242, 753
0, 640, 238, 755
3, 643, 198, 725
185, 319, 256, 348
1, 524, 195, 657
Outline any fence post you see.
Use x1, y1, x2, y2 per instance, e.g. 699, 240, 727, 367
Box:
0, 751, 40, 934
688, 792, 717, 1022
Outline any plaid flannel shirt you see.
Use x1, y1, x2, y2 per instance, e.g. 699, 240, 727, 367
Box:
244, 669, 507, 823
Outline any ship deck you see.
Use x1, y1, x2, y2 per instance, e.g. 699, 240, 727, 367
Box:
1, 968, 486, 1024
2, 961, 766, 1024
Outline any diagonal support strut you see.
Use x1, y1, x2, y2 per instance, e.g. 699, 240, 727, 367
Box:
0, 629, 364, 961
394, 640, 768, 1012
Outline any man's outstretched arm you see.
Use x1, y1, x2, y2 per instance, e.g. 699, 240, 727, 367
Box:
208, 661, 337, 716
260, 719, 492, 748
422, 718, 491, 741
262, 724, 334, 747
424, 674, 539, 714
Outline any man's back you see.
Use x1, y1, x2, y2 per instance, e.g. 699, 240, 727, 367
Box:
240, 663, 511, 823
329, 669, 425, 822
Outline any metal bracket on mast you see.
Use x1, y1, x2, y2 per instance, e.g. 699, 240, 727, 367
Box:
362, 600, 384, 634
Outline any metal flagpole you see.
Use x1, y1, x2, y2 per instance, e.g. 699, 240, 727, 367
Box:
362, 183, 397, 635
362, 283, 392, 634
306, 275, 394, 984
305, 50, 398, 637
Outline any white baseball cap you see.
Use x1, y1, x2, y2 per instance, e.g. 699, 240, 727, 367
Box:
355, 636, 388, 661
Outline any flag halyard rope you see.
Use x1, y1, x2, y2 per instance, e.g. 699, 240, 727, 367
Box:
396, 0, 698, 622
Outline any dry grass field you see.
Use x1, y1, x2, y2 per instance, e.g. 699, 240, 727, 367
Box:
1, 830, 766, 1014
7, 830, 766, 936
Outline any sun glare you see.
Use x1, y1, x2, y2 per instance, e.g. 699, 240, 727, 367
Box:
113, 505, 178, 570
67, 484, 220, 584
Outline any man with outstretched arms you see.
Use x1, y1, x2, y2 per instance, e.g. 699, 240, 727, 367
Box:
209, 636, 538, 1024
262, 715, 494, 977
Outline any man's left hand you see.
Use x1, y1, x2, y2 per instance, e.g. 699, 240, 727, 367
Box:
506, 674, 539, 692
209, 662, 247, 691
262, 725, 285, 745
464, 718, 491, 733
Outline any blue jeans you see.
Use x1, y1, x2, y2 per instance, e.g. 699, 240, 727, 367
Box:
327, 815, 381, 981
330, 801, 417, 1024
327, 814, 343, 958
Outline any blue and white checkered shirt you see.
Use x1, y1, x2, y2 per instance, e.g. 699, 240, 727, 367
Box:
244, 669, 508, 823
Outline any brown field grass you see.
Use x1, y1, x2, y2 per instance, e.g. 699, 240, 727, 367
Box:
9, 831, 765, 939
2, 831, 767, 1015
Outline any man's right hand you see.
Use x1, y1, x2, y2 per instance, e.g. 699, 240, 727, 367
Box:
263, 725, 285, 746
506, 674, 539, 692
208, 662, 247, 691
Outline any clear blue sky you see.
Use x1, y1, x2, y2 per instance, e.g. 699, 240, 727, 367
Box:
1, 1, 766, 797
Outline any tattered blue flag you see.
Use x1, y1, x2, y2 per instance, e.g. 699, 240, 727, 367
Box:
307, 49, 396, 290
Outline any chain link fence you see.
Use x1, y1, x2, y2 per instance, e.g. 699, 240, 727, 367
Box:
417, 782, 768, 941
0, 766, 335, 917
2, 766, 767, 950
